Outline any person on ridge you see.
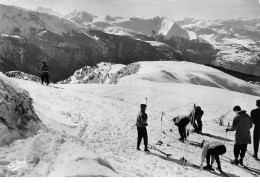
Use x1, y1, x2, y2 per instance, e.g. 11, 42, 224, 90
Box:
136, 104, 149, 152
39, 61, 50, 85
226, 106, 253, 165
189, 106, 204, 134
250, 99, 260, 160
200, 140, 227, 172
173, 115, 190, 141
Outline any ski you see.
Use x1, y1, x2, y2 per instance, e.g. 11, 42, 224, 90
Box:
182, 158, 228, 177
148, 144, 172, 157
246, 150, 260, 164
237, 164, 259, 177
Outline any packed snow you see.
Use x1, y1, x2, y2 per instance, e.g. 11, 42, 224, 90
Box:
1, 61, 259, 177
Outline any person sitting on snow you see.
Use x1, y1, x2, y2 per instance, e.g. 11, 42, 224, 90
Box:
189, 106, 204, 134
136, 104, 149, 152
200, 140, 226, 172
173, 115, 190, 141
226, 106, 253, 166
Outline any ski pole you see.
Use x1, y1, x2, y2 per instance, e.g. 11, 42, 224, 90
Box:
224, 131, 227, 145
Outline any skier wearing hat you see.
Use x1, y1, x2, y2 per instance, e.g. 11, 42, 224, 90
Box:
226, 106, 253, 165
173, 115, 190, 141
39, 61, 50, 85
250, 99, 260, 160
136, 104, 149, 152
200, 140, 226, 172
189, 106, 204, 134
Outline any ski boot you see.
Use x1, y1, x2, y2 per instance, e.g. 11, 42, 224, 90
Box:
230, 159, 239, 165
238, 158, 244, 166
252, 154, 259, 160
203, 165, 214, 171
144, 149, 150, 152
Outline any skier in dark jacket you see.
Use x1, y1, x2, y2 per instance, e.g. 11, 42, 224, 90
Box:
189, 106, 204, 133
226, 106, 253, 165
200, 140, 226, 172
136, 104, 149, 152
39, 61, 50, 85
173, 115, 190, 141
250, 99, 260, 160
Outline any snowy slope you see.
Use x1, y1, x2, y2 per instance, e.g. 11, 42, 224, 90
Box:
3, 61, 259, 177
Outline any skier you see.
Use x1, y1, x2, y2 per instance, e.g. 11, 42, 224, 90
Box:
136, 104, 149, 152
200, 140, 226, 172
39, 61, 50, 85
189, 106, 204, 133
226, 106, 253, 165
173, 115, 190, 141
250, 99, 260, 160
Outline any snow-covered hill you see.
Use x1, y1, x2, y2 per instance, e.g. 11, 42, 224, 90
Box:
61, 61, 260, 96
4, 61, 259, 177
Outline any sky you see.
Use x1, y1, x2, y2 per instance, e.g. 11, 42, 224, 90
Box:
0, 0, 260, 20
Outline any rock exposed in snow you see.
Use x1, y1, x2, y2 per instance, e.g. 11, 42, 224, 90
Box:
5, 71, 40, 83
0, 73, 44, 146
59, 62, 125, 84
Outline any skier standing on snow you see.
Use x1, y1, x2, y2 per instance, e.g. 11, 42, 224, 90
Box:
226, 106, 253, 165
250, 99, 260, 160
189, 106, 204, 134
136, 104, 149, 152
200, 140, 226, 172
173, 116, 190, 141
39, 61, 50, 85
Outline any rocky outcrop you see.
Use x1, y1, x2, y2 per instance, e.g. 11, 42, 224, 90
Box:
0, 73, 44, 146
5, 71, 40, 83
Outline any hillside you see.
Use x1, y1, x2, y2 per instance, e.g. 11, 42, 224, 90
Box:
3, 61, 259, 177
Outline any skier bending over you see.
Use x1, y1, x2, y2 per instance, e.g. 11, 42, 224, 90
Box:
226, 106, 253, 165
189, 106, 204, 134
250, 99, 260, 160
39, 61, 50, 85
136, 104, 149, 152
173, 116, 190, 141
200, 140, 226, 172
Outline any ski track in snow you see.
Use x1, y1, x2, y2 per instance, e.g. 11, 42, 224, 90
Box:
12, 77, 260, 177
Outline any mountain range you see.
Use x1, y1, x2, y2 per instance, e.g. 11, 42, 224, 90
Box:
0, 5, 259, 82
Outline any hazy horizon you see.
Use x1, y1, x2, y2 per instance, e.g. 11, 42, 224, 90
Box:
1, 0, 260, 20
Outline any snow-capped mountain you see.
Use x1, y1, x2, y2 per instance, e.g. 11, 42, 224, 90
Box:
0, 4, 168, 82
35, 7, 63, 17
65, 9, 97, 24
176, 18, 260, 77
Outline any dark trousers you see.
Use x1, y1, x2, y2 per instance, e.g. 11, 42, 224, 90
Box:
207, 145, 226, 168
177, 118, 189, 140
234, 144, 247, 160
253, 128, 260, 155
41, 73, 49, 85
137, 127, 148, 149
178, 126, 186, 140
193, 119, 202, 132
